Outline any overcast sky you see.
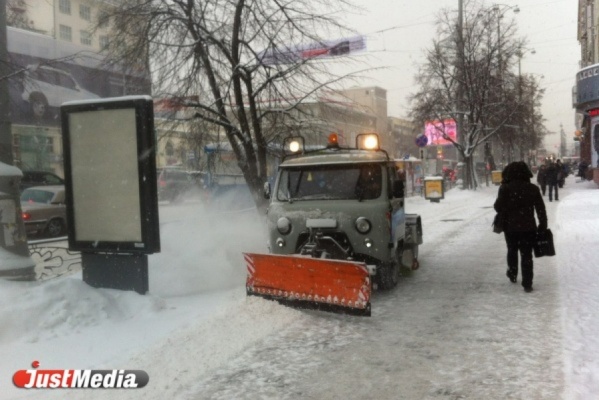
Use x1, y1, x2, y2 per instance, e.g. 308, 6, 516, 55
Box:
339, 0, 578, 152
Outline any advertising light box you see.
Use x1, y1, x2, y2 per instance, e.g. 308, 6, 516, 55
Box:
424, 119, 457, 146
61, 96, 160, 254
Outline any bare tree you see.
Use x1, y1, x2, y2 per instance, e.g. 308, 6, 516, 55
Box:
105, 0, 360, 210
409, 0, 544, 189
508, 72, 547, 164
6, 0, 35, 31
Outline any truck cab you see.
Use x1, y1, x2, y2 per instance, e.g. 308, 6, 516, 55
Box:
265, 134, 423, 289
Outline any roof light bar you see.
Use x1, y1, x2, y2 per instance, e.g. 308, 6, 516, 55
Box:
283, 136, 305, 155
356, 133, 380, 150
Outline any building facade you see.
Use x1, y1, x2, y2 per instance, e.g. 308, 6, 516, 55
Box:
6, 0, 150, 176
8, 0, 112, 52
576, 0, 599, 182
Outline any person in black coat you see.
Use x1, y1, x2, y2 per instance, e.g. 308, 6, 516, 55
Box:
536, 163, 547, 195
578, 159, 589, 181
545, 161, 559, 201
494, 161, 548, 292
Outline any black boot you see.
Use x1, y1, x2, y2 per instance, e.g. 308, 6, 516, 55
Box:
506, 270, 517, 283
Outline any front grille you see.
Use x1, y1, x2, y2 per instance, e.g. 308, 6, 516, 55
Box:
295, 230, 353, 257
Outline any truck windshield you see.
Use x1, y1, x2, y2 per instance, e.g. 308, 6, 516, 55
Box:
277, 163, 382, 201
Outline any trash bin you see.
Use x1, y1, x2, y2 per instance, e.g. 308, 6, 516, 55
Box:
424, 176, 445, 202
491, 170, 503, 185
0, 162, 36, 281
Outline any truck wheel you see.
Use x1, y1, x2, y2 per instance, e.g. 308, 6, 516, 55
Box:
377, 261, 399, 290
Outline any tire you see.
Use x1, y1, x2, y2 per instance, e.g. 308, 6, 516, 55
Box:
45, 218, 64, 238
378, 261, 400, 290
30, 93, 48, 119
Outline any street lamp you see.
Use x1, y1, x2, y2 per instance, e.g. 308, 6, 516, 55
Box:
515, 47, 536, 160
492, 4, 520, 86
516, 47, 535, 76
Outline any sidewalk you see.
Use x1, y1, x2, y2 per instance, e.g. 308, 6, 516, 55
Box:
554, 176, 599, 399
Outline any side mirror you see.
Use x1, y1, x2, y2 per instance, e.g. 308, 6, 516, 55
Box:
392, 180, 404, 198
263, 181, 271, 199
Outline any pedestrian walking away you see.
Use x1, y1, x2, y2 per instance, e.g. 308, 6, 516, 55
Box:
494, 161, 548, 292
536, 163, 547, 195
578, 159, 589, 181
545, 160, 559, 201
556, 159, 565, 188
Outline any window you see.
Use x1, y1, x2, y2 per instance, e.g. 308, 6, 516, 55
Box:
57, 72, 77, 90
59, 0, 71, 15
20, 189, 55, 204
80, 30, 92, 46
59, 25, 72, 41
80, 4, 91, 21
277, 164, 382, 201
99, 35, 109, 50
165, 141, 174, 156
98, 11, 109, 28
20, 136, 54, 154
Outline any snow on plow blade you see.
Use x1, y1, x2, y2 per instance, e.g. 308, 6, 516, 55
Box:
244, 253, 371, 316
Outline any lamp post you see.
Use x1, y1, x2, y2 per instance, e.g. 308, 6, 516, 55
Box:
487, 4, 519, 167
492, 4, 520, 93
516, 46, 536, 160
0, 1, 12, 165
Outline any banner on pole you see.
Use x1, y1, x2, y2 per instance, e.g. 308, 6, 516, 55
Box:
257, 36, 366, 65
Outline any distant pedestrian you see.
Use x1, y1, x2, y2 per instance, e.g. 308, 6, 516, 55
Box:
578, 159, 589, 181
545, 161, 559, 201
536, 163, 547, 195
556, 159, 565, 188
494, 161, 548, 292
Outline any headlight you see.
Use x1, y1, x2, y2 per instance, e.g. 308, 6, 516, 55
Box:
355, 217, 371, 234
277, 217, 292, 234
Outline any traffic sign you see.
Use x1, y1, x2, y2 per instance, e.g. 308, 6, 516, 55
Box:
415, 134, 428, 147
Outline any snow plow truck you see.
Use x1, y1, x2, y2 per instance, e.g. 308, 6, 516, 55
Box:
244, 133, 423, 316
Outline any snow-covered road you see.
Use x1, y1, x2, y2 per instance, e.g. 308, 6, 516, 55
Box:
179, 185, 564, 399
4, 175, 599, 400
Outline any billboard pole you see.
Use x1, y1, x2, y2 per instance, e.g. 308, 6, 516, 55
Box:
0, 0, 12, 165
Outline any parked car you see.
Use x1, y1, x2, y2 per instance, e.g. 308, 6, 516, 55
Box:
20, 64, 100, 119
20, 185, 67, 238
20, 170, 64, 191
157, 167, 194, 203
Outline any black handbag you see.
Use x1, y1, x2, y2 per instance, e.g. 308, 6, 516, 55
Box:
492, 213, 503, 234
534, 228, 556, 257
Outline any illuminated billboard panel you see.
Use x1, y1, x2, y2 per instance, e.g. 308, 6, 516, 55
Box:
424, 119, 457, 146
8, 27, 150, 127
61, 96, 160, 254
68, 108, 142, 242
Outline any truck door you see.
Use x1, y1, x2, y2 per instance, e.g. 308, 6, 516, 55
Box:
389, 164, 406, 245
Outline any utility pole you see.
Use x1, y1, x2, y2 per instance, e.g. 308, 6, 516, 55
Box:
0, 0, 12, 165
456, 0, 468, 188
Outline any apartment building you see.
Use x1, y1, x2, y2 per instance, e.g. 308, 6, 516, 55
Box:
8, 0, 112, 52
575, 0, 599, 177
388, 117, 421, 160
338, 86, 391, 151
6, 0, 153, 174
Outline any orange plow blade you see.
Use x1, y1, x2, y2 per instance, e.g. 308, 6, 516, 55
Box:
244, 253, 371, 316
